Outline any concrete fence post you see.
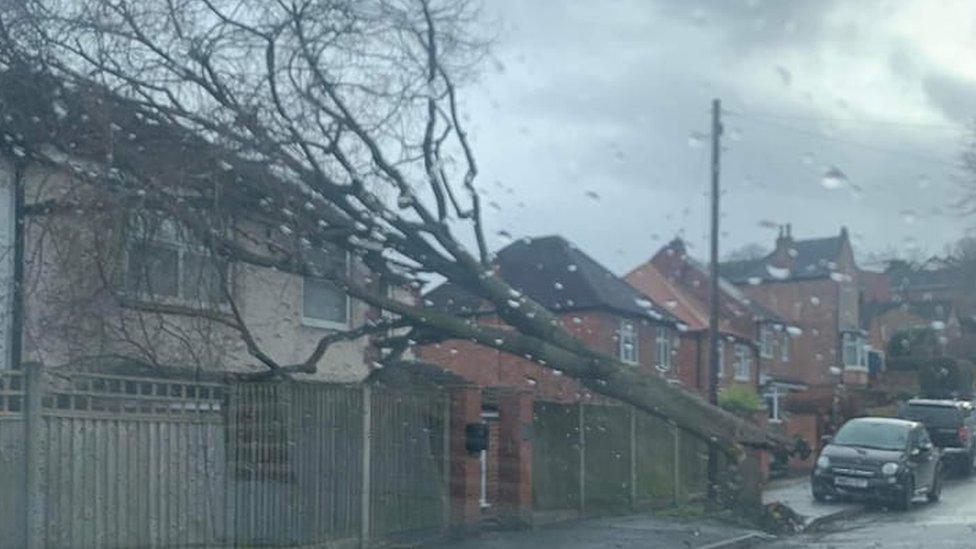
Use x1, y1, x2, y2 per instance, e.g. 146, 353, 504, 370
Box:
24, 361, 45, 549
360, 385, 372, 548
629, 407, 637, 510
672, 423, 681, 506
578, 402, 585, 517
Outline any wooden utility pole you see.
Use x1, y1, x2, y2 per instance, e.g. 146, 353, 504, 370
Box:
706, 98, 722, 507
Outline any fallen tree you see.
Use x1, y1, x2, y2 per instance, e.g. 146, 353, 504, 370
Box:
0, 0, 791, 455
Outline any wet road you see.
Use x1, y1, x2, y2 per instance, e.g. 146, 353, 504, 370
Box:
766, 474, 976, 548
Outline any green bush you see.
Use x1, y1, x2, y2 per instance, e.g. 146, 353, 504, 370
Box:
718, 385, 763, 415
887, 357, 974, 399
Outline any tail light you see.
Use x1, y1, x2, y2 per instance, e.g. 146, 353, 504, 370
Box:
959, 425, 969, 444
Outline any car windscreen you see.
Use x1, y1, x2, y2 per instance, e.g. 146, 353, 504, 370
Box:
832, 421, 910, 451
899, 404, 963, 429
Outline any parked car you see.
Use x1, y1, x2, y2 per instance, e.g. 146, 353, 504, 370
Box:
898, 398, 976, 476
811, 417, 942, 510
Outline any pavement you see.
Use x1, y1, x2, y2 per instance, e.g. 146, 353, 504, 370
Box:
761, 476, 864, 531
761, 472, 976, 548
427, 514, 772, 549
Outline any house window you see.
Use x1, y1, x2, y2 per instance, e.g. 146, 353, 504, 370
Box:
717, 343, 725, 376
124, 214, 228, 305
842, 332, 866, 367
734, 344, 751, 381
759, 325, 772, 358
618, 320, 638, 364
780, 332, 790, 362
302, 246, 350, 329
655, 327, 672, 371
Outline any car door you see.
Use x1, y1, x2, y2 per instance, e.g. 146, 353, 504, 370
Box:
911, 426, 938, 490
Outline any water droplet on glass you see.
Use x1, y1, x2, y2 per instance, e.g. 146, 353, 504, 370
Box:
553, 282, 564, 290
766, 265, 790, 280
567, 264, 578, 272
810, 296, 821, 306
688, 131, 707, 148
900, 209, 917, 224
821, 166, 848, 190
584, 190, 600, 200
572, 317, 582, 324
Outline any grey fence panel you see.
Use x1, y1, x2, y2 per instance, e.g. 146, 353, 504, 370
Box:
369, 388, 449, 540
633, 411, 676, 507
0, 371, 25, 549
582, 404, 632, 515
531, 401, 580, 512
0, 418, 25, 549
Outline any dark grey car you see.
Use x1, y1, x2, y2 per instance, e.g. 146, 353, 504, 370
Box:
898, 399, 976, 476
811, 417, 942, 510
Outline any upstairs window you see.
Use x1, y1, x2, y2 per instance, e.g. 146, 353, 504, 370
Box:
124, 213, 229, 306
842, 332, 866, 367
618, 320, 638, 364
655, 326, 672, 372
759, 325, 773, 358
302, 245, 350, 329
734, 344, 752, 381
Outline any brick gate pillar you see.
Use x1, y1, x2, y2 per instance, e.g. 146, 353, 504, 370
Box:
449, 386, 482, 529
496, 389, 533, 524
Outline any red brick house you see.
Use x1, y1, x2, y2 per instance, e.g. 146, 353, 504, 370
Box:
625, 238, 802, 421
421, 235, 682, 399
419, 235, 680, 515
719, 225, 869, 388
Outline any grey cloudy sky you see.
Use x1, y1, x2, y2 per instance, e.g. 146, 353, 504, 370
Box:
461, 0, 976, 273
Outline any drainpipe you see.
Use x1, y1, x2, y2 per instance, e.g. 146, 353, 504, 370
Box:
8, 162, 23, 370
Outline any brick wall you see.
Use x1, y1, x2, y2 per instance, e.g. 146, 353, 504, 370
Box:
741, 278, 840, 387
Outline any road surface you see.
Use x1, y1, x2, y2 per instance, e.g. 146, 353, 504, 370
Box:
766, 474, 976, 548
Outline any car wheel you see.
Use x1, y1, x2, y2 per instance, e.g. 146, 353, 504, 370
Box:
927, 467, 943, 503
894, 478, 914, 511
812, 486, 828, 503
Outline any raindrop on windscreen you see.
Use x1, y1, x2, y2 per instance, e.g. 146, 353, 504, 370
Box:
766, 265, 790, 280
931, 320, 946, 331
635, 298, 654, 309
820, 166, 848, 190
497, 229, 512, 241
572, 317, 582, 324
900, 210, 917, 224
688, 131, 707, 148
584, 190, 600, 200
567, 264, 578, 272
810, 296, 821, 306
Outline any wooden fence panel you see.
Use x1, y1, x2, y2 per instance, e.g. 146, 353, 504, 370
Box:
0, 371, 25, 549
369, 388, 449, 540
227, 381, 365, 547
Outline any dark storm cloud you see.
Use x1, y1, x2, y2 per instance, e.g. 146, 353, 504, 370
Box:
923, 71, 976, 124
468, 0, 972, 273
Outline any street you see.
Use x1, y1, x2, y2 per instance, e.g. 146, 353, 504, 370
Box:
767, 474, 976, 548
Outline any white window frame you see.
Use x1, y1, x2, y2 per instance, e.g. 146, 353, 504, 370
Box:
759, 325, 773, 358
842, 332, 866, 368
123, 215, 231, 309
655, 326, 672, 371
618, 320, 638, 365
717, 342, 725, 376
301, 250, 352, 331
734, 344, 752, 381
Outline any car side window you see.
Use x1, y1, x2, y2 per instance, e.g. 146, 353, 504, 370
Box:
916, 427, 932, 448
